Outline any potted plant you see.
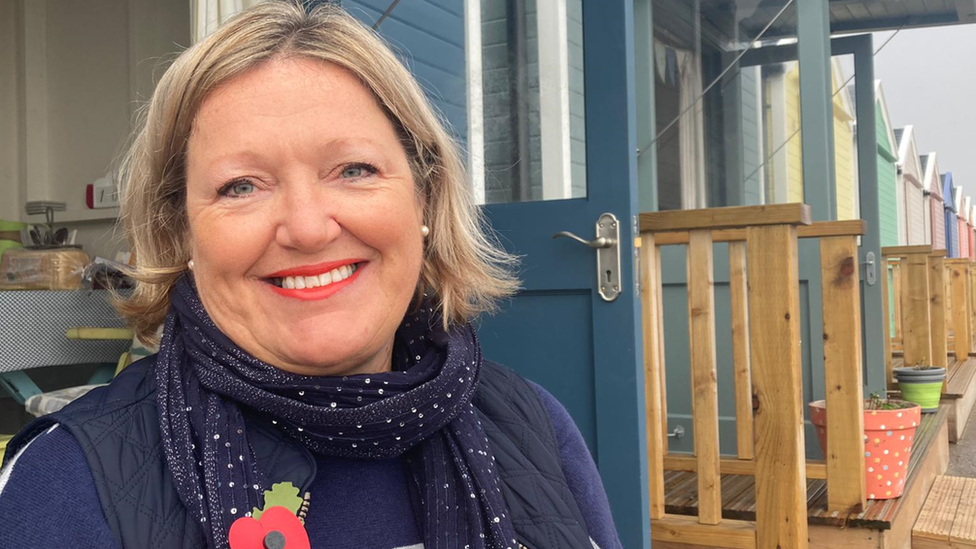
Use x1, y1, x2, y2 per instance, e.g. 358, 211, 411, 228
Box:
809, 393, 921, 500
893, 360, 946, 413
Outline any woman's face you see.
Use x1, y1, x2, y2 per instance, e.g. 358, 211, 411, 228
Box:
185, 57, 425, 377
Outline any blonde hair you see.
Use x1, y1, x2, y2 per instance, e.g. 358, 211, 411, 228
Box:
118, 0, 518, 343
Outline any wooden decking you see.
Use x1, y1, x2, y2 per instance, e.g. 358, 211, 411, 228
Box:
912, 476, 976, 548
892, 356, 976, 442
657, 408, 949, 549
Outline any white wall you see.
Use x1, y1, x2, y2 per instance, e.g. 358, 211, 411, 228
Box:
0, 1, 21, 221
0, 0, 189, 259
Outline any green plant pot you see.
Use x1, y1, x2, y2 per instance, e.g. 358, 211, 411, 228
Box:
899, 380, 944, 413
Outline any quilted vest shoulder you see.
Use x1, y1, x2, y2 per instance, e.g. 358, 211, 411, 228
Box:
7, 356, 209, 549
474, 362, 592, 549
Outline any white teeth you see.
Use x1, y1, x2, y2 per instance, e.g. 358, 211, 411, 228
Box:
280, 264, 358, 291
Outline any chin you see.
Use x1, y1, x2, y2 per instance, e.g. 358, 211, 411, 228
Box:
275, 335, 374, 376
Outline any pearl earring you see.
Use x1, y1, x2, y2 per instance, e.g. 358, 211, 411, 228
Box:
187, 259, 195, 270
421, 225, 430, 237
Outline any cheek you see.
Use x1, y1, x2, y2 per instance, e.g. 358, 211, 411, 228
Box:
188, 207, 268, 276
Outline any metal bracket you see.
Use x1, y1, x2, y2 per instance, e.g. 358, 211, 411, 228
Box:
864, 251, 876, 286
552, 213, 622, 302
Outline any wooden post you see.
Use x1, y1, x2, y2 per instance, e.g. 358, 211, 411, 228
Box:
930, 255, 948, 369
746, 224, 808, 549
882, 257, 892, 386
640, 234, 666, 520
893, 261, 903, 343
950, 261, 973, 359
903, 253, 932, 367
970, 266, 976, 355
657, 250, 669, 453
686, 230, 722, 525
820, 236, 866, 513
729, 241, 755, 460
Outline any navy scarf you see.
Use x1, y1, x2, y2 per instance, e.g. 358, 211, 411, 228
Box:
156, 278, 517, 549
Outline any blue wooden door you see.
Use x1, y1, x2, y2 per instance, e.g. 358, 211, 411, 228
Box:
352, 1, 647, 546
475, 4, 648, 549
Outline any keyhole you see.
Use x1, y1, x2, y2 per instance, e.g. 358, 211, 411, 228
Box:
605, 269, 612, 283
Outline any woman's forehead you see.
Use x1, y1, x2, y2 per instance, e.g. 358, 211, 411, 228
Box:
189, 57, 397, 156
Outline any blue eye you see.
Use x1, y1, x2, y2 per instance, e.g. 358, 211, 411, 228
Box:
219, 180, 255, 198
340, 163, 377, 180
341, 166, 365, 179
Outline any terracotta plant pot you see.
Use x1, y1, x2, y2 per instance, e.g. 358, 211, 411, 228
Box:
809, 400, 921, 500
893, 367, 946, 413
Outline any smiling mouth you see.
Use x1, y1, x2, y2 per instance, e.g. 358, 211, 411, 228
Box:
266, 262, 362, 290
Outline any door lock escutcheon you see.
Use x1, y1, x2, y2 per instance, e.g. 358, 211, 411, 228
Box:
552, 213, 622, 302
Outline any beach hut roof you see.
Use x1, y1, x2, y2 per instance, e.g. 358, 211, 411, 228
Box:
895, 126, 925, 186
966, 197, 973, 225
875, 82, 898, 158
943, 173, 956, 211
921, 153, 941, 198
954, 185, 965, 212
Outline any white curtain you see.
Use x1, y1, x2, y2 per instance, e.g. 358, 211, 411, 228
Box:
191, 0, 266, 44
675, 49, 706, 210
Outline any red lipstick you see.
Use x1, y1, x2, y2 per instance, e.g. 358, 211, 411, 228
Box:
264, 259, 365, 301
265, 259, 364, 278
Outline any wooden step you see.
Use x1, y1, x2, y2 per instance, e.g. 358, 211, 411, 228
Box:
913, 475, 976, 548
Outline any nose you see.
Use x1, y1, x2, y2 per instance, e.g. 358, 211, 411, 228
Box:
273, 181, 341, 252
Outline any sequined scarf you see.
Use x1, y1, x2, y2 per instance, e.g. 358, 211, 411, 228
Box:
156, 277, 517, 549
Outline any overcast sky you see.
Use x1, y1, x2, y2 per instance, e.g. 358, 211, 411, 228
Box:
873, 26, 976, 198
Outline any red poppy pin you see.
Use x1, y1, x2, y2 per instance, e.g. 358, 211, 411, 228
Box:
228, 482, 311, 549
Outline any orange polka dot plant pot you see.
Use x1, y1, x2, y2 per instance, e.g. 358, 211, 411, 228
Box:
808, 400, 921, 500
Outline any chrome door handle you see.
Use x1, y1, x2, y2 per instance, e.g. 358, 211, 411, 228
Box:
551, 213, 621, 302
552, 232, 616, 249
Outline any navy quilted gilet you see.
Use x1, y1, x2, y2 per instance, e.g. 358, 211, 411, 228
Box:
6, 357, 591, 549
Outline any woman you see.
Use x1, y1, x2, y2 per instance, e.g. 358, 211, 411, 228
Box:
0, 3, 621, 549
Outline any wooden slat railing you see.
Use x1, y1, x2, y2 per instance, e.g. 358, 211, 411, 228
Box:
893, 260, 903, 343
819, 235, 867, 511
639, 204, 870, 549
883, 247, 958, 372
948, 259, 972, 359
930, 255, 949, 370
729, 241, 754, 461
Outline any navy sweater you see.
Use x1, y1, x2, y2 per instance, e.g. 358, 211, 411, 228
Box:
0, 382, 621, 549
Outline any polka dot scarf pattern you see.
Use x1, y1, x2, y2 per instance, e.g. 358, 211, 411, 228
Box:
156, 277, 518, 549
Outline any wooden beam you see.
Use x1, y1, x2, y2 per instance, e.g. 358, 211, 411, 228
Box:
819, 236, 866, 513
687, 230, 722, 525
640, 234, 666, 520
651, 514, 757, 549
881, 245, 934, 257
640, 204, 811, 233
650, 220, 865, 246
729, 241, 754, 460
746, 224, 808, 549
663, 454, 828, 480
930, 256, 949, 370
903, 253, 933, 367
